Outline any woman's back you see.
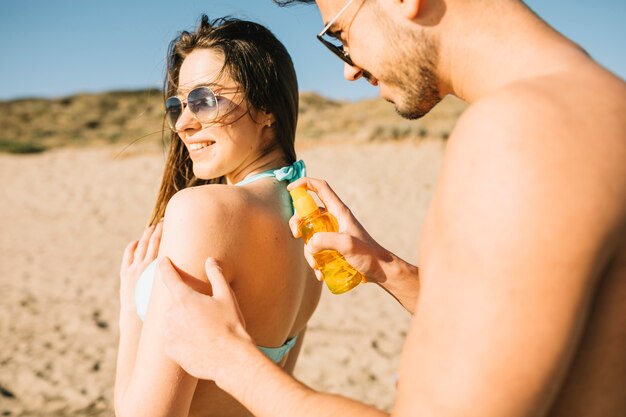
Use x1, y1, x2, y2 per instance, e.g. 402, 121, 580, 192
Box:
170, 179, 321, 416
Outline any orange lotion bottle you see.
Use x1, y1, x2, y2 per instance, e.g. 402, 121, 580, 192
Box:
290, 186, 363, 294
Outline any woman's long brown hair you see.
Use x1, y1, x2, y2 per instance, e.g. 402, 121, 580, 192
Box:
148, 15, 299, 225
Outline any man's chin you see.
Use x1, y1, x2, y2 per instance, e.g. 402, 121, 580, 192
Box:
393, 94, 442, 120
394, 104, 429, 120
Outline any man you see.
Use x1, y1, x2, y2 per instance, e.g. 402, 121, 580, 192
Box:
158, 0, 626, 415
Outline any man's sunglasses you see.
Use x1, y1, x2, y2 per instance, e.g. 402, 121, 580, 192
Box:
165, 86, 222, 132
316, 0, 357, 67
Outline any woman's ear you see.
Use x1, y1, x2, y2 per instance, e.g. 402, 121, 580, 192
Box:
263, 112, 276, 127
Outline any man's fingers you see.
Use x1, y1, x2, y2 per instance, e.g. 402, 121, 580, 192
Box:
306, 234, 367, 282
314, 269, 324, 282
288, 177, 351, 220
307, 231, 354, 256
159, 257, 193, 301
288, 215, 302, 238
303, 246, 317, 271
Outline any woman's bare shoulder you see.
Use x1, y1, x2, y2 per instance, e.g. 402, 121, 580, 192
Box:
158, 185, 265, 274
166, 183, 253, 216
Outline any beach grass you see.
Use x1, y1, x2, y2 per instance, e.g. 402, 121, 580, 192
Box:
0, 90, 466, 154
0, 138, 48, 154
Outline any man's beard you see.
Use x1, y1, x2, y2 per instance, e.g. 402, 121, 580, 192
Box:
383, 26, 442, 120
394, 62, 441, 120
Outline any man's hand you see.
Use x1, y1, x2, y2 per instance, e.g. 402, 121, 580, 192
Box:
288, 177, 394, 284
160, 256, 254, 381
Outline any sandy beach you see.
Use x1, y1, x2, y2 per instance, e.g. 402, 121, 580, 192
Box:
0, 139, 445, 416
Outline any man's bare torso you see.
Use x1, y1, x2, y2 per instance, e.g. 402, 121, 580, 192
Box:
404, 57, 626, 415
550, 240, 626, 415
542, 62, 626, 415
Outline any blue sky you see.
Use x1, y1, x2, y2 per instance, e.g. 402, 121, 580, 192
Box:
0, 0, 624, 102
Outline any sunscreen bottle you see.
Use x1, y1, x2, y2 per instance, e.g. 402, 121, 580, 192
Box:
289, 186, 363, 294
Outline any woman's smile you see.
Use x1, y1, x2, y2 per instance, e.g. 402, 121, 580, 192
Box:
187, 140, 216, 157
188, 141, 214, 150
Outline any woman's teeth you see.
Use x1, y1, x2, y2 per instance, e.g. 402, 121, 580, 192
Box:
189, 142, 213, 151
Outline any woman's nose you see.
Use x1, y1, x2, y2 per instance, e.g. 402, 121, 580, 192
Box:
175, 105, 201, 132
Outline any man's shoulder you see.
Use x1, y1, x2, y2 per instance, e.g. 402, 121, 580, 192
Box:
452, 68, 626, 146
445, 74, 626, 189
435, 73, 626, 257
453, 85, 567, 144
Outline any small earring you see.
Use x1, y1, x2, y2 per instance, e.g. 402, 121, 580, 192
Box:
266, 120, 273, 127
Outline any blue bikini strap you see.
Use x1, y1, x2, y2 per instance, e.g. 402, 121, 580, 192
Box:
235, 160, 306, 186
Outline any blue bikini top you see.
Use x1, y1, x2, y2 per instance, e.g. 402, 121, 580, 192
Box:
234, 159, 306, 187
135, 160, 306, 364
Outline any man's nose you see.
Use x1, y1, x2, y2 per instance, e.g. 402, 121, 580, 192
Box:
343, 62, 363, 81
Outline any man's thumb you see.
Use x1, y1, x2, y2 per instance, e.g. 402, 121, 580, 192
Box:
204, 257, 231, 299
204, 257, 247, 329
159, 257, 190, 300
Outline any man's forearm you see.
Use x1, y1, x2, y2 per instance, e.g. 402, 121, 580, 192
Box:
217, 342, 389, 417
376, 252, 420, 314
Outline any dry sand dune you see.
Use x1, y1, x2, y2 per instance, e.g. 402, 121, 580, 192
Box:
0, 138, 446, 416
0, 91, 465, 153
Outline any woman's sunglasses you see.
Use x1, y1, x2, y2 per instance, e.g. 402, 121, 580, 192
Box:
165, 86, 222, 132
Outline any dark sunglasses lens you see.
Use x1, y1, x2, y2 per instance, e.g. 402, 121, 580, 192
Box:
188, 87, 218, 122
165, 97, 183, 131
317, 34, 353, 65
318, 34, 353, 66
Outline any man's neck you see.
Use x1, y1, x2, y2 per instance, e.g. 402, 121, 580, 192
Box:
436, 0, 588, 103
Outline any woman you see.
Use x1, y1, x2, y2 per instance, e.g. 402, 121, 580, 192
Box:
114, 16, 321, 417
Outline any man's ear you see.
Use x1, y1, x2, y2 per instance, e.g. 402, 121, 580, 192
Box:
389, 0, 421, 20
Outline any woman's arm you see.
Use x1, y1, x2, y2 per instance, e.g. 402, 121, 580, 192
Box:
115, 312, 143, 413
115, 187, 242, 417
115, 222, 162, 413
